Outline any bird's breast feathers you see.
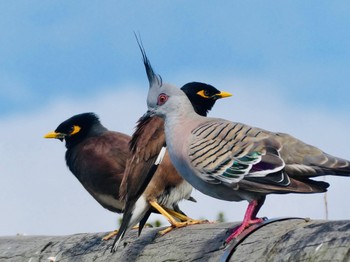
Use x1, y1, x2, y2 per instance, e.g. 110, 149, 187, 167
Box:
157, 180, 192, 208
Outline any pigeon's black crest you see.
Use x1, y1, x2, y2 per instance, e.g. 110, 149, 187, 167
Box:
134, 33, 162, 87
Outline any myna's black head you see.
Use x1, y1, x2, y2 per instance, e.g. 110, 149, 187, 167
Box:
180, 82, 232, 116
44, 112, 106, 148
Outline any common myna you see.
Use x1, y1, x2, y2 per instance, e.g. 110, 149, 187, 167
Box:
44, 112, 130, 215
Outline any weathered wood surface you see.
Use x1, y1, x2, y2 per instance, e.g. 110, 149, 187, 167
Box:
1, 219, 350, 262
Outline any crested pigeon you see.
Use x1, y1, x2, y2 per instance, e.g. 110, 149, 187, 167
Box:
141, 45, 350, 244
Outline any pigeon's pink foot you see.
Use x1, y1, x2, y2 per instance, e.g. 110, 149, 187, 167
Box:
225, 217, 264, 243
225, 197, 266, 244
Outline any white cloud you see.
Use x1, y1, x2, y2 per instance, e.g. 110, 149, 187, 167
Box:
0, 79, 349, 236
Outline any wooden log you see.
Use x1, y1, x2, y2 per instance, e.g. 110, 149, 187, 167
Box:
0, 219, 349, 261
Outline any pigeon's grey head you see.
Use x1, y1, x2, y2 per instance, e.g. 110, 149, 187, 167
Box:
136, 40, 194, 119
146, 81, 190, 119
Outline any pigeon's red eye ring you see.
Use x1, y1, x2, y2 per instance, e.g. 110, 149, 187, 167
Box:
157, 93, 169, 105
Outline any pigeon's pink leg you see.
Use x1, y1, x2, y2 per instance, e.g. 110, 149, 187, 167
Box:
225, 197, 266, 244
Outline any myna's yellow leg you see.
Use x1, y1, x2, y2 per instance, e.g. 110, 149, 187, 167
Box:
163, 208, 191, 221
102, 230, 119, 241
149, 200, 209, 235
164, 207, 209, 224
102, 225, 143, 241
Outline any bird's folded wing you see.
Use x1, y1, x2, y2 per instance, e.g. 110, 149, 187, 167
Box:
188, 120, 286, 187
120, 115, 165, 201
130, 115, 166, 158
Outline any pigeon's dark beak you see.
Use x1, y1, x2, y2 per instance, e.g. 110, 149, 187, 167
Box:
140, 110, 155, 121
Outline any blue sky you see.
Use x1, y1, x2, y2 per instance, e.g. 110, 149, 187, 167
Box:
1, 1, 350, 236
2, 1, 350, 115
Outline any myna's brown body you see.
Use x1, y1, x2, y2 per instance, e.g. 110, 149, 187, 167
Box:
45, 113, 130, 213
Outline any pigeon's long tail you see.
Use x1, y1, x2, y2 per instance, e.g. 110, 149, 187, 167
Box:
308, 153, 350, 177
278, 133, 350, 177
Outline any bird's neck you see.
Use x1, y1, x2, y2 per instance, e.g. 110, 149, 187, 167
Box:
192, 102, 211, 117
163, 106, 199, 155
163, 102, 198, 128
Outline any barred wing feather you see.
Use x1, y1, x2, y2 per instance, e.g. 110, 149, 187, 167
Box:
189, 120, 286, 186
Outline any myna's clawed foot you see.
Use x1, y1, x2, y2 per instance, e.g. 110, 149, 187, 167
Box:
158, 219, 210, 235
149, 200, 209, 235
102, 230, 119, 241
102, 225, 145, 241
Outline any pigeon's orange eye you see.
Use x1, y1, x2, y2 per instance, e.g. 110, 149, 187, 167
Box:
157, 93, 169, 105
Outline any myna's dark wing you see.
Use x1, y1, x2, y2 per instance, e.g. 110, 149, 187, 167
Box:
68, 131, 131, 212
111, 116, 165, 251
120, 115, 165, 202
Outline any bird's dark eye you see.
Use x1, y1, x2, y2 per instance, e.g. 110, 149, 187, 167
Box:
69, 125, 81, 135
204, 90, 210, 97
157, 93, 169, 105
197, 90, 211, 98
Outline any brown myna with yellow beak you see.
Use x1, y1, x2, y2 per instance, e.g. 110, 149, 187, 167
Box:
44, 112, 129, 215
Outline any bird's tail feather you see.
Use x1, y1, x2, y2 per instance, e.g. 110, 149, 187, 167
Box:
110, 206, 133, 252
307, 153, 350, 177
138, 209, 152, 236
187, 196, 197, 203
110, 196, 150, 252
